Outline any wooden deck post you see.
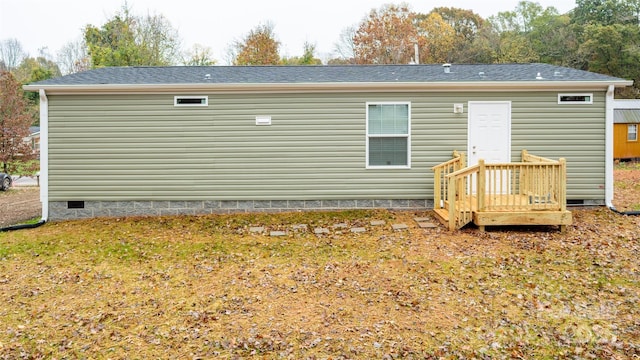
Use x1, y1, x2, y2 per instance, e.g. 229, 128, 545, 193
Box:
447, 176, 457, 231
559, 158, 567, 211
477, 159, 486, 212
434, 167, 441, 209
559, 158, 567, 233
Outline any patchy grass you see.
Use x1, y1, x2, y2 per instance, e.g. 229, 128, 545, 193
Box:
13, 217, 42, 226
0, 209, 638, 358
616, 160, 640, 171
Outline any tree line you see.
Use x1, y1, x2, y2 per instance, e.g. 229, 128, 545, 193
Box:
2, 1, 639, 94
2, 0, 639, 174
336, 0, 639, 97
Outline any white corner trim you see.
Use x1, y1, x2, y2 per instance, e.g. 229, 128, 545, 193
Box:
605, 85, 615, 208
39, 89, 48, 221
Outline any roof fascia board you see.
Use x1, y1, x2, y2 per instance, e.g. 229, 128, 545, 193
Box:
613, 99, 640, 109
24, 80, 633, 94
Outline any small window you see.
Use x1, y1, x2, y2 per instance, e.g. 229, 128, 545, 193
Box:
629, 124, 638, 142
558, 93, 593, 104
174, 96, 208, 107
366, 102, 411, 168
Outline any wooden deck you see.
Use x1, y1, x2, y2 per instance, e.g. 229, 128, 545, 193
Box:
432, 150, 572, 232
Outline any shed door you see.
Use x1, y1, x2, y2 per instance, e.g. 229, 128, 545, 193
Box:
468, 101, 511, 165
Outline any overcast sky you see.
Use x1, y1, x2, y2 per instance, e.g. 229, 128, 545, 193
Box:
1, 0, 577, 64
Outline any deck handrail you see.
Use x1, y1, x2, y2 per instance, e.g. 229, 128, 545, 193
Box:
522, 149, 558, 163
431, 151, 465, 211
452, 161, 559, 168
445, 164, 480, 178
445, 163, 480, 230
430, 156, 465, 171
433, 150, 568, 230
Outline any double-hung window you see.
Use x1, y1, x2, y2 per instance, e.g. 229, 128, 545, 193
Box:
629, 124, 638, 142
366, 102, 410, 168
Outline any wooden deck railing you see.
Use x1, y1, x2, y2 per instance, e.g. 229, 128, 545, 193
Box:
476, 158, 567, 212
446, 164, 480, 230
433, 150, 568, 230
431, 150, 466, 212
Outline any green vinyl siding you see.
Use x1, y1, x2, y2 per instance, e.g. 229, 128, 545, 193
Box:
46, 91, 606, 202
510, 91, 606, 200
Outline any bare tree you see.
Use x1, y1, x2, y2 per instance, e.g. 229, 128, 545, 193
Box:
182, 44, 216, 66
223, 43, 238, 66
332, 25, 357, 63
136, 12, 182, 65
0, 38, 26, 72
57, 38, 90, 75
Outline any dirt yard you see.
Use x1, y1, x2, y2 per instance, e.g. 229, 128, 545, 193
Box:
0, 187, 40, 227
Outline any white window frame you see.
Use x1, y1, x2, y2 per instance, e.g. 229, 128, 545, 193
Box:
558, 93, 593, 105
174, 95, 208, 107
628, 124, 638, 142
365, 101, 411, 169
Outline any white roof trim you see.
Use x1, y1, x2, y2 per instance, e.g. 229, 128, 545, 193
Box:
24, 80, 633, 95
613, 99, 640, 109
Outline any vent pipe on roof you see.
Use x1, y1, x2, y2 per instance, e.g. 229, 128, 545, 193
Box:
414, 44, 419, 65
443, 63, 451, 73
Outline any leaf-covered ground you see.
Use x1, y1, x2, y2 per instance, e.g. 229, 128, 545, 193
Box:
0, 165, 638, 358
613, 161, 640, 211
1, 206, 639, 359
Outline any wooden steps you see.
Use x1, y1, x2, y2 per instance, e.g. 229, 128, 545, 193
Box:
433, 206, 572, 232
431, 150, 572, 232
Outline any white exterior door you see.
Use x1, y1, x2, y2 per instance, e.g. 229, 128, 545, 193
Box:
468, 101, 511, 166
468, 101, 512, 194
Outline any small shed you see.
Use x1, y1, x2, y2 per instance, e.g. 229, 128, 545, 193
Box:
613, 100, 640, 160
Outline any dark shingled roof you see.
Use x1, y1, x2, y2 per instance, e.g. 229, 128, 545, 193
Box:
30, 63, 626, 86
